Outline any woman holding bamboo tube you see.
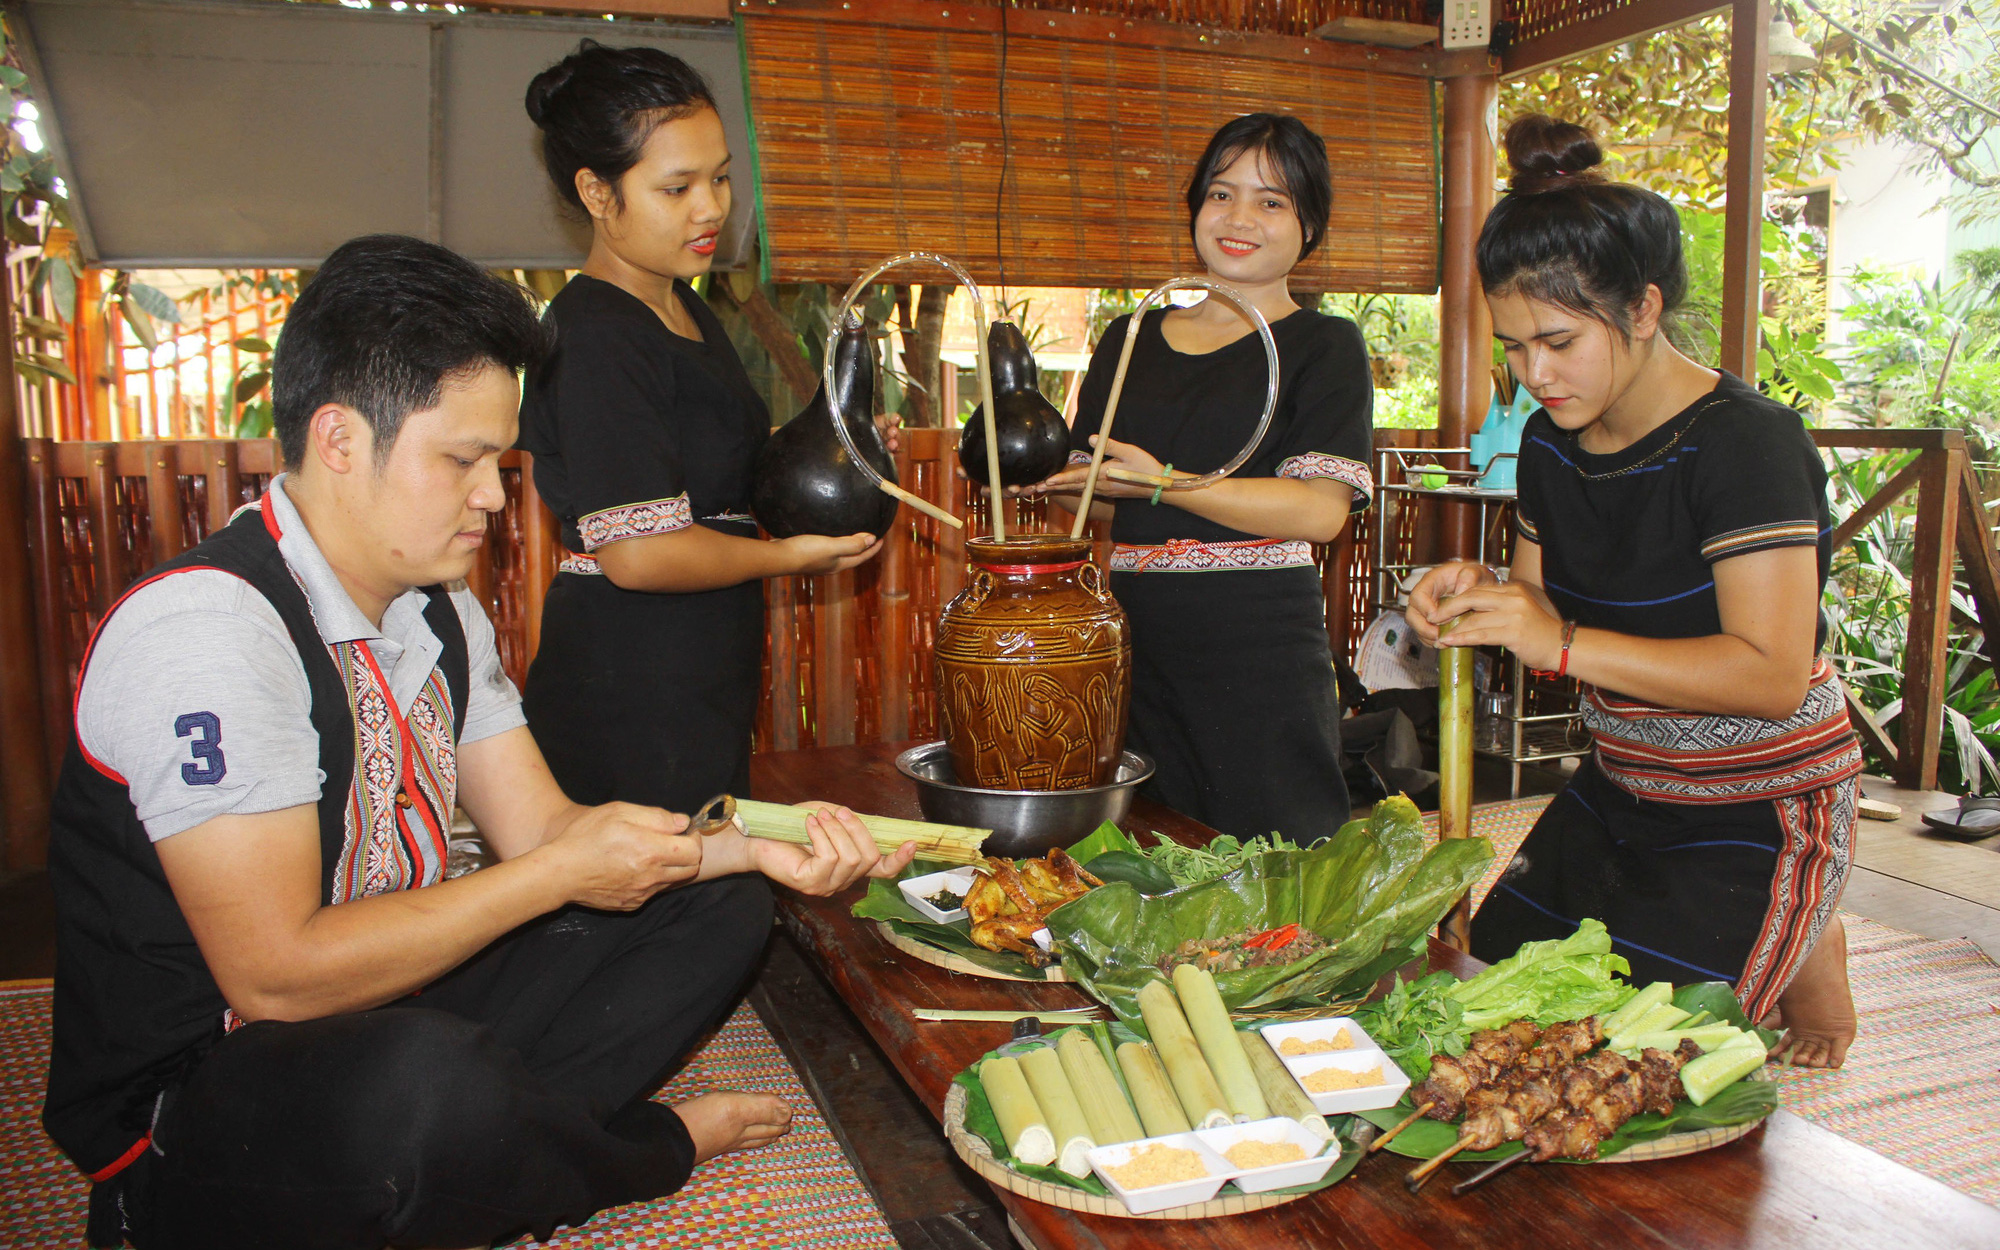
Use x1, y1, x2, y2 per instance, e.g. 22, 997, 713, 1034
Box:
1404, 116, 1859, 1068
517, 41, 891, 820
1021, 113, 1376, 844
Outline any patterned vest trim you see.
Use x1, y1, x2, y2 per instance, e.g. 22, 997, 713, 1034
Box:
41, 499, 468, 1182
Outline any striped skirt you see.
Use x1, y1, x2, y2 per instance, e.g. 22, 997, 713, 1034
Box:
1470, 663, 1861, 1019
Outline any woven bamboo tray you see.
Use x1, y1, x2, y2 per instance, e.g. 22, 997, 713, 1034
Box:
876, 921, 1072, 983
942, 1082, 1357, 1218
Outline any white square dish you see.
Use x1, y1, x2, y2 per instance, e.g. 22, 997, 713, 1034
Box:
897, 868, 977, 923
1258, 1017, 1380, 1060
1193, 1117, 1342, 1194
1281, 1050, 1411, 1116
1085, 1132, 1235, 1215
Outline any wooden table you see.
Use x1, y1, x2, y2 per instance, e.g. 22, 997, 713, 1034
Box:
753, 743, 2000, 1249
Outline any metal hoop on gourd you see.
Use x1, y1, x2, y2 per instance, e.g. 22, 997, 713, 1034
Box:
1068, 277, 1281, 539
823, 252, 1004, 534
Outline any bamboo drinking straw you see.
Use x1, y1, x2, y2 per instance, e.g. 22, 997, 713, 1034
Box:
1068, 277, 1281, 539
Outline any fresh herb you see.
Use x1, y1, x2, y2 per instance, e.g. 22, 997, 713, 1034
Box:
923, 887, 965, 912
1142, 831, 1303, 887
1352, 970, 1468, 1082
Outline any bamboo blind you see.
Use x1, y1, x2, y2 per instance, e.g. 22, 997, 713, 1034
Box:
739, 1, 1441, 292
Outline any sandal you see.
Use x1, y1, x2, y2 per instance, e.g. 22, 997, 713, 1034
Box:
1919, 795, 2000, 840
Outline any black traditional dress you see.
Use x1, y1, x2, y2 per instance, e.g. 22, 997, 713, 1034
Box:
518, 275, 769, 813
1068, 307, 1375, 843
1470, 372, 1861, 1019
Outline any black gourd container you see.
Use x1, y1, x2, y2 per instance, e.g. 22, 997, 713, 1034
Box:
957, 321, 1071, 489
751, 316, 900, 539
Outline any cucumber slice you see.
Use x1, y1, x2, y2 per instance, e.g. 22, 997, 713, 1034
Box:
1614, 1024, 1745, 1056
1681, 1044, 1770, 1105
1607, 1002, 1692, 1051
1601, 981, 1675, 1036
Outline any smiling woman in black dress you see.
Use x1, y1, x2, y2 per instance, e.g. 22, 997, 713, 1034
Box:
1026, 114, 1375, 844
518, 43, 886, 816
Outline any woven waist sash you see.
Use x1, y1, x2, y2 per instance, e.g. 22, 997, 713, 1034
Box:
1583, 656, 1864, 804
1109, 537, 1315, 573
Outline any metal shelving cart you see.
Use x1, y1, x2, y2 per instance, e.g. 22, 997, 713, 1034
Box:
1369, 447, 1589, 797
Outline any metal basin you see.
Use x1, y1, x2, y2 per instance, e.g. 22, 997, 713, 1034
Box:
894, 741, 1155, 858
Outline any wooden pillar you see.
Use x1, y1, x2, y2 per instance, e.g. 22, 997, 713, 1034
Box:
1720, 0, 1771, 378
0, 259, 53, 870
1902, 444, 1959, 791
1438, 73, 1498, 562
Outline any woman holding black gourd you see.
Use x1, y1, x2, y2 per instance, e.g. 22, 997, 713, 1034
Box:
1025, 113, 1375, 844
518, 42, 891, 818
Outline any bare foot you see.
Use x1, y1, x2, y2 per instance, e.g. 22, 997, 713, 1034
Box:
677, 1091, 794, 1164
1762, 914, 1857, 1068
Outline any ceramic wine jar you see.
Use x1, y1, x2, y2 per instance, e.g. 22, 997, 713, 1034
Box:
935, 535, 1130, 790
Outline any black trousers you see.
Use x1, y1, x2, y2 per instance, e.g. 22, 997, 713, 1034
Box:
110, 874, 774, 1250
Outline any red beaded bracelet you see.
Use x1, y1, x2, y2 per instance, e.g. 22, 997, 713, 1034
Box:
1532, 620, 1577, 679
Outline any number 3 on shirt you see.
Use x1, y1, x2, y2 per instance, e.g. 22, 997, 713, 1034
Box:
175, 711, 227, 786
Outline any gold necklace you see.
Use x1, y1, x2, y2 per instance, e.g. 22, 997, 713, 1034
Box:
1566, 392, 1727, 482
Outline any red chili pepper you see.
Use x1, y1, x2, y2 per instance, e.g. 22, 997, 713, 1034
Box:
1263, 923, 1302, 951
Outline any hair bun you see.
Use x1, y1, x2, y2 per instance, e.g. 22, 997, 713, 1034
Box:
1503, 115, 1605, 194
525, 38, 604, 126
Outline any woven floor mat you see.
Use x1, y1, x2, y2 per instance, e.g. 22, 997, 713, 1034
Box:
0, 984, 896, 1249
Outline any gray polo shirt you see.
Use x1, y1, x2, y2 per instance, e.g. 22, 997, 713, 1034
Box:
75, 475, 526, 842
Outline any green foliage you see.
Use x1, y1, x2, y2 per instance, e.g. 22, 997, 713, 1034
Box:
1832, 258, 2000, 456
1823, 450, 2000, 794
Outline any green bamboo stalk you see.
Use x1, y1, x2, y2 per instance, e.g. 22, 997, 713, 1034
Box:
1436, 615, 1475, 949
732, 797, 992, 866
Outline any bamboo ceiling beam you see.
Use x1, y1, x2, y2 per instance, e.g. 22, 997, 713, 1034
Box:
1499, 0, 1729, 78
475, 0, 732, 20
727, 0, 1492, 79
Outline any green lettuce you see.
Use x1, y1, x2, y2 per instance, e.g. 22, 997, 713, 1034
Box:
1045, 798, 1494, 1029
1446, 918, 1634, 1030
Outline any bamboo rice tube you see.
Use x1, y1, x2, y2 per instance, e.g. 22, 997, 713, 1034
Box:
1170, 964, 1269, 1123
979, 1055, 1056, 1166
1436, 612, 1475, 949
1055, 1028, 1144, 1146
733, 798, 990, 867
1243, 1032, 1332, 1141
1136, 979, 1231, 1130
1115, 1041, 1192, 1138
1018, 1045, 1095, 1177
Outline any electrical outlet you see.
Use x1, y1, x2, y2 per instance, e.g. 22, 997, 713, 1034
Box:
1441, 0, 1491, 49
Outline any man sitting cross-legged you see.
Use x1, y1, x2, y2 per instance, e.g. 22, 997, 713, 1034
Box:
41, 234, 916, 1250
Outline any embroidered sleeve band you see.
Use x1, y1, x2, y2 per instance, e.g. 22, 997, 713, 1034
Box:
1277, 453, 1374, 502
1516, 512, 1541, 543
577, 494, 693, 551
1701, 520, 1820, 563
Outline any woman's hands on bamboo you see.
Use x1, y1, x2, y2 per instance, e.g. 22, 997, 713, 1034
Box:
1406, 561, 1567, 671
743, 801, 918, 894
1016, 435, 1176, 499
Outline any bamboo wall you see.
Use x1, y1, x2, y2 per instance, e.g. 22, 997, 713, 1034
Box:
738, 0, 1442, 291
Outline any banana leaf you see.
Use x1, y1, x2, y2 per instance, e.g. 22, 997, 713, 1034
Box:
953, 1023, 1368, 1199
1047, 798, 1494, 1031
